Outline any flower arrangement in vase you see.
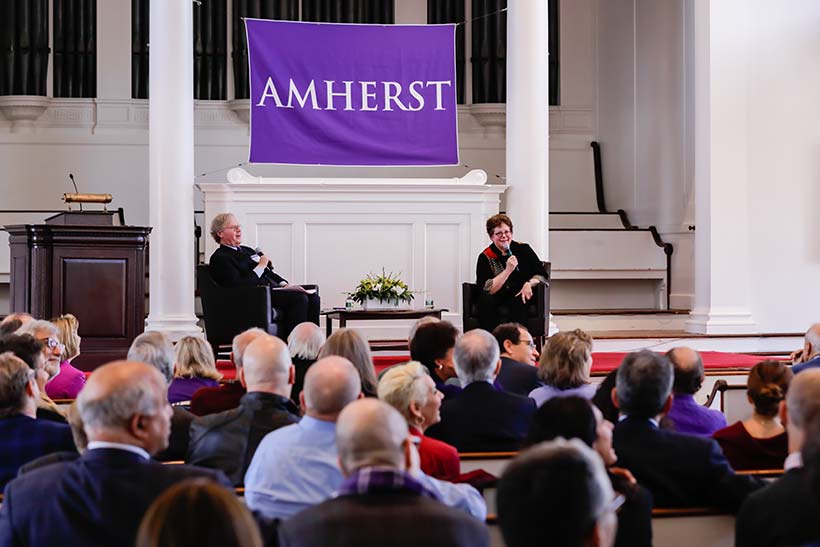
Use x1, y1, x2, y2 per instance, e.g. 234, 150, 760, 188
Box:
347, 269, 415, 310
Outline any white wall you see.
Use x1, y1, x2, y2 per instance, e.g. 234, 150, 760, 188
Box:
595, 0, 695, 309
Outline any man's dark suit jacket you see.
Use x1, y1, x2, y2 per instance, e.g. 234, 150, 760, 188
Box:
612, 417, 763, 512
496, 356, 543, 396
186, 391, 299, 485
154, 406, 193, 461
278, 491, 489, 547
209, 244, 286, 288
426, 381, 536, 452
735, 466, 820, 547
0, 448, 230, 547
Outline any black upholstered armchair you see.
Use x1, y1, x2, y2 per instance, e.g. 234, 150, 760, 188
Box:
462, 262, 551, 350
197, 264, 319, 355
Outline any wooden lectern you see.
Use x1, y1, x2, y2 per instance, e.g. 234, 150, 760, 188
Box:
4, 211, 151, 371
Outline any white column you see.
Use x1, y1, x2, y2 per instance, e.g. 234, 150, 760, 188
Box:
684, 0, 757, 334
505, 0, 549, 259
145, 0, 202, 339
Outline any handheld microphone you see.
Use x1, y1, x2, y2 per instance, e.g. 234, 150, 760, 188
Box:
254, 247, 274, 270
503, 243, 518, 271
68, 173, 83, 211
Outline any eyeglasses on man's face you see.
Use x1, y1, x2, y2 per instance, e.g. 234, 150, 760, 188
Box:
38, 337, 60, 349
518, 339, 536, 349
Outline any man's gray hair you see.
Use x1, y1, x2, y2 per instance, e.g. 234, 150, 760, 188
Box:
77, 369, 165, 430
454, 329, 500, 384
786, 369, 820, 429
127, 331, 174, 383
0, 352, 35, 417
17, 319, 58, 338
336, 398, 409, 473
288, 322, 326, 360
806, 325, 820, 359
210, 213, 233, 244
231, 328, 267, 370
616, 350, 673, 419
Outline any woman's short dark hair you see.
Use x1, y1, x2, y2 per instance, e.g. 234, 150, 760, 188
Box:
486, 214, 513, 236
409, 321, 459, 374
526, 396, 597, 447
747, 360, 792, 417
136, 479, 262, 547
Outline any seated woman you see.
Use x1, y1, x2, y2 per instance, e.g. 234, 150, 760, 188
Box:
475, 214, 549, 332
528, 329, 596, 407
167, 336, 222, 405
527, 396, 652, 547
378, 361, 459, 481
409, 320, 462, 399
712, 360, 792, 470
47, 314, 87, 399
317, 328, 378, 398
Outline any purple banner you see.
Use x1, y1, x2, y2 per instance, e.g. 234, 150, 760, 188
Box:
246, 19, 458, 166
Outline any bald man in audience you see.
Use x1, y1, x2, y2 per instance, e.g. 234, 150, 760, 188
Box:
186, 334, 299, 485
735, 369, 820, 547
612, 350, 762, 511
790, 324, 820, 373
0, 361, 229, 547
190, 327, 267, 416
665, 347, 727, 436
278, 399, 489, 547
127, 331, 193, 461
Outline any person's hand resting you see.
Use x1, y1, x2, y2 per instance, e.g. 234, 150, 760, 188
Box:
515, 280, 533, 303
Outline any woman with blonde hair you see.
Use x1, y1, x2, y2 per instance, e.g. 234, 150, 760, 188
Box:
167, 336, 222, 404
47, 314, 87, 399
317, 328, 378, 397
378, 361, 459, 480
137, 479, 262, 547
528, 329, 596, 407
712, 360, 792, 470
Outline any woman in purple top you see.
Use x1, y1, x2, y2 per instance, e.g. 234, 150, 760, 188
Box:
167, 336, 222, 404
46, 314, 86, 399
712, 360, 792, 470
529, 329, 597, 407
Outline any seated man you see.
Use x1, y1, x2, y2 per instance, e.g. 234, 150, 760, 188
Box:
187, 335, 300, 485
0, 352, 76, 487
665, 347, 726, 436
190, 327, 266, 416
0, 361, 229, 547
278, 399, 489, 547
498, 439, 618, 547
208, 213, 320, 341
791, 323, 820, 373
735, 369, 820, 547
426, 329, 536, 452
0, 334, 65, 423
492, 322, 542, 396
612, 350, 763, 511
127, 331, 194, 461
287, 321, 325, 406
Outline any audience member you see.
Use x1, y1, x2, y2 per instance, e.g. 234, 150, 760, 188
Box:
498, 439, 618, 547
592, 367, 620, 423
317, 328, 378, 397
278, 399, 489, 547
0, 361, 229, 547
0, 334, 66, 422
167, 336, 222, 404
735, 369, 820, 547
17, 319, 66, 386
665, 347, 727, 436
526, 396, 651, 547
426, 329, 536, 452
190, 328, 265, 416
790, 323, 820, 373
0, 352, 75, 487
612, 350, 762, 511
378, 361, 459, 480
528, 329, 596, 406
0, 313, 32, 337
17, 402, 87, 475
127, 331, 194, 461
245, 356, 362, 519
409, 320, 462, 399
186, 335, 299, 485
47, 314, 87, 399
492, 322, 543, 396
287, 321, 325, 406
408, 316, 439, 344
713, 360, 791, 470
137, 478, 262, 547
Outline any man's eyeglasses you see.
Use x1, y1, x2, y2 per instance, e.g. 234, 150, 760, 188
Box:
38, 337, 60, 349
518, 339, 536, 349
223, 224, 241, 231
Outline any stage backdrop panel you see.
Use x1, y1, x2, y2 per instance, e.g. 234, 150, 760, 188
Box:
246, 19, 458, 166
198, 168, 503, 339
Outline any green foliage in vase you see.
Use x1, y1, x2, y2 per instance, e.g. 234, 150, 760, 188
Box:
347, 269, 415, 304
